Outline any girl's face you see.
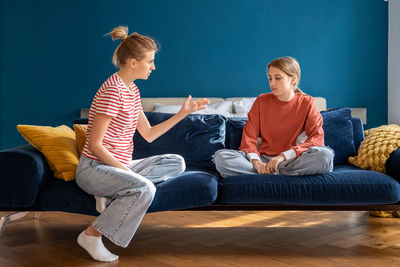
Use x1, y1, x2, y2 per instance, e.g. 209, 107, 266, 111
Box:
267, 66, 296, 100
133, 50, 156, 80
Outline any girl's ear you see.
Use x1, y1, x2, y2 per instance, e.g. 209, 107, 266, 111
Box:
291, 76, 297, 86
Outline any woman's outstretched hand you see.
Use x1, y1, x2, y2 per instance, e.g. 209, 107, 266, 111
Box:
179, 95, 210, 115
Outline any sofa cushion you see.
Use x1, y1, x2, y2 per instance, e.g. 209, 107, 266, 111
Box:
219, 166, 400, 205
148, 171, 219, 212
225, 117, 247, 149
351, 117, 364, 152
349, 124, 400, 173
387, 147, 400, 183
73, 124, 88, 156
17, 125, 80, 181
321, 108, 356, 165
36, 178, 98, 216
0, 145, 52, 208
36, 171, 219, 214
133, 112, 226, 171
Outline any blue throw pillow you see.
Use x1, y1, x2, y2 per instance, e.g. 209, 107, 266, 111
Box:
133, 112, 226, 171
321, 108, 356, 165
226, 117, 247, 150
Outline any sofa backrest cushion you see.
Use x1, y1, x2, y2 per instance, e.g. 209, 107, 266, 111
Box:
321, 108, 356, 164
225, 117, 247, 150
226, 108, 357, 165
74, 114, 226, 171
132, 112, 226, 171
351, 117, 365, 152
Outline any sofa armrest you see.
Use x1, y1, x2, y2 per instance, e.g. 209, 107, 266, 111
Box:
0, 144, 52, 208
386, 147, 400, 182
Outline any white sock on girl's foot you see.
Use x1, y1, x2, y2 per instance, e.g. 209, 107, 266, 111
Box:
77, 230, 119, 262
95, 196, 108, 213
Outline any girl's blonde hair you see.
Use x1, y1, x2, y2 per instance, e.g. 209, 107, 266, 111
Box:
107, 26, 158, 67
267, 57, 304, 94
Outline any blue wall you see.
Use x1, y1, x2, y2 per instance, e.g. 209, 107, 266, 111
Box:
0, 0, 388, 149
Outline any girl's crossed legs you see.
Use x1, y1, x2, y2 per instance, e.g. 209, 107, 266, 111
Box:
213, 146, 334, 178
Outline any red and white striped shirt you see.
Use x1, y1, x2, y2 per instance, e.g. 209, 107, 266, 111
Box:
81, 73, 142, 166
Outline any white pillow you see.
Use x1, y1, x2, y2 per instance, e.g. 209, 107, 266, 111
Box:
154, 103, 181, 113
194, 101, 233, 114
224, 113, 248, 118
209, 101, 233, 113
154, 101, 233, 114
233, 98, 256, 114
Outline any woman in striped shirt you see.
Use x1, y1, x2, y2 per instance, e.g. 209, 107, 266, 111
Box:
75, 26, 209, 262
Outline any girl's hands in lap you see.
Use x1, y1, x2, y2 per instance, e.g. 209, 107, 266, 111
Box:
252, 154, 286, 174
266, 154, 285, 174
252, 159, 268, 174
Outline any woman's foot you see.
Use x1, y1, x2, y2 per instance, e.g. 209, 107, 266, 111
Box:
95, 196, 109, 213
77, 230, 118, 262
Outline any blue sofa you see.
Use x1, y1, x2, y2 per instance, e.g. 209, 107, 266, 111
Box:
1, 108, 400, 224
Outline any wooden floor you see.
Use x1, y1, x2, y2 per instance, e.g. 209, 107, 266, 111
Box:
1, 210, 400, 266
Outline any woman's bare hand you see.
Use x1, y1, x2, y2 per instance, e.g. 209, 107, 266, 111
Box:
179, 95, 210, 115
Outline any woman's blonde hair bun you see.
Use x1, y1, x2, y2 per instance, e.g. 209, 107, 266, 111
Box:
109, 26, 129, 42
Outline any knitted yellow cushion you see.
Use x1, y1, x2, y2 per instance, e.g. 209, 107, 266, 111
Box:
348, 125, 400, 218
348, 124, 400, 173
370, 211, 400, 218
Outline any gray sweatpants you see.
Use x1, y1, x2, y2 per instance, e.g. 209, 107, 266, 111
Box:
213, 146, 334, 178
75, 154, 185, 247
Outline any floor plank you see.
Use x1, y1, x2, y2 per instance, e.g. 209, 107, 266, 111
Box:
1, 211, 400, 266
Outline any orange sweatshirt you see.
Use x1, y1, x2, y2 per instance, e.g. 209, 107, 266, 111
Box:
239, 92, 324, 159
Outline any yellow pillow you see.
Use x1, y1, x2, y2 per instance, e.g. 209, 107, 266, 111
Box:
73, 124, 88, 156
348, 125, 400, 218
348, 124, 400, 173
17, 125, 79, 181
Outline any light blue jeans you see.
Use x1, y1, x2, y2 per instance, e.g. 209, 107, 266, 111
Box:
75, 154, 185, 247
213, 146, 334, 178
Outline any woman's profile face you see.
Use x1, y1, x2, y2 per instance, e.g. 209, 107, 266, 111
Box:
267, 66, 294, 98
134, 50, 156, 80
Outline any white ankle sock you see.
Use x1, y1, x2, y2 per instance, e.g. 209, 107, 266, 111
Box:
95, 196, 109, 213
77, 230, 119, 262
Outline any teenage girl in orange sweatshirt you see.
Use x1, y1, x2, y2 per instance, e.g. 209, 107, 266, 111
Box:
213, 57, 334, 177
